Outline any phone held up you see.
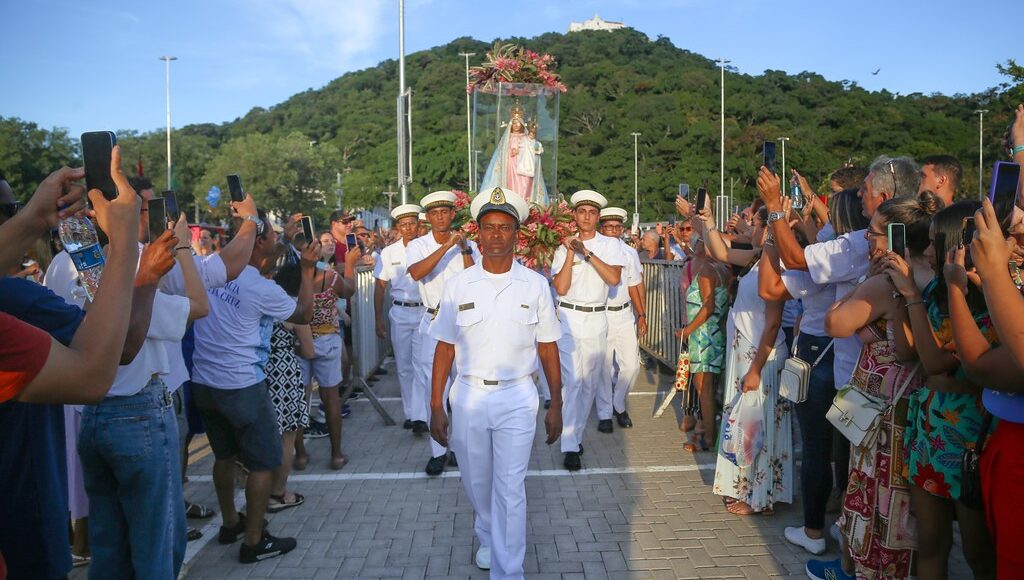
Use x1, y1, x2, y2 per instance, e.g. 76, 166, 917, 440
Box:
345, 233, 358, 251
226, 174, 245, 203
762, 141, 777, 175
988, 161, 1022, 225
301, 216, 315, 245
887, 222, 906, 258
81, 131, 118, 201
695, 187, 708, 213
162, 190, 179, 218
678, 183, 690, 200
147, 198, 168, 244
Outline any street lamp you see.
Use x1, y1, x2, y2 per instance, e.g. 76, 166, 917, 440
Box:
382, 190, 398, 215
631, 132, 641, 225
715, 58, 731, 198
975, 109, 988, 199
459, 52, 476, 192
159, 56, 177, 191
777, 136, 790, 182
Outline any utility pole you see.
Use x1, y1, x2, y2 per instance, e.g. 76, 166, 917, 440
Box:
716, 58, 731, 199
159, 56, 177, 191
631, 132, 641, 225
975, 109, 988, 199
396, 0, 410, 204
336, 171, 342, 209
459, 52, 476, 192
777, 136, 790, 182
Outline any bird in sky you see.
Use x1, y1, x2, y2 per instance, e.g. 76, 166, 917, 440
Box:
872, 68, 881, 75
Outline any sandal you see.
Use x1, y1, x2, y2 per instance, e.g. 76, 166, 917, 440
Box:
329, 455, 349, 470
186, 527, 203, 542
185, 501, 215, 519
72, 554, 90, 568
724, 500, 773, 516
293, 454, 310, 471
267, 491, 306, 513
683, 430, 709, 452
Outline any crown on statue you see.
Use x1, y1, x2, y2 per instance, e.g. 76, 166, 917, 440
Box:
510, 103, 525, 122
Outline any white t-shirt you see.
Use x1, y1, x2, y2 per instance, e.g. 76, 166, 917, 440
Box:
375, 240, 420, 302
730, 264, 785, 350
191, 266, 298, 389
107, 291, 191, 397
805, 228, 870, 386
552, 232, 626, 306
607, 240, 643, 307
429, 262, 562, 380
405, 233, 481, 310
781, 269, 836, 338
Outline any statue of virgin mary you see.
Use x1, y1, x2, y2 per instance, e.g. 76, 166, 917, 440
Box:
479, 103, 549, 204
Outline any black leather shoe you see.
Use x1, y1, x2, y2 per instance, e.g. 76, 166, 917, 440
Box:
578, 444, 584, 456
543, 399, 551, 410
403, 419, 413, 429
597, 419, 614, 433
615, 411, 633, 428
425, 455, 446, 476
447, 451, 458, 467
411, 420, 428, 434
563, 451, 582, 471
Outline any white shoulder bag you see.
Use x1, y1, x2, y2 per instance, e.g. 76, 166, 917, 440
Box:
779, 334, 834, 403
827, 362, 920, 449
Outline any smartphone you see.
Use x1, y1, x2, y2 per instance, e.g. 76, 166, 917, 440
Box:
695, 187, 708, 212
763, 141, 777, 174
81, 131, 118, 201
988, 161, 1022, 225
934, 232, 947, 278
147, 198, 167, 244
963, 217, 976, 246
887, 222, 906, 257
226, 174, 244, 203
345, 232, 358, 251
301, 216, 315, 245
162, 190, 179, 218
678, 183, 689, 199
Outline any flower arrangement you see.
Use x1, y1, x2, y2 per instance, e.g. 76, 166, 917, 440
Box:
461, 197, 576, 270
468, 42, 568, 95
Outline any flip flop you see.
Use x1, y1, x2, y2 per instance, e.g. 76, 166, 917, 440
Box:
267, 491, 306, 513
187, 527, 203, 542
185, 501, 215, 519
72, 554, 90, 568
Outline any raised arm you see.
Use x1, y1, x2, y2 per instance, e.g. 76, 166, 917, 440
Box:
171, 214, 209, 321
217, 194, 259, 281
825, 273, 894, 338
286, 241, 319, 324
758, 167, 808, 271
407, 234, 459, 281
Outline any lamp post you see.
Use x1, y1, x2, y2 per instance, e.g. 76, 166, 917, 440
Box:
159, 56, 177, 191
777, 136, 790, 182
459, 52, 476, 192
975, 109, 988, 199
716, 58, 731, 198
631, 132, 641, 225
383, 190, 397, 215
397, 0, 410, 204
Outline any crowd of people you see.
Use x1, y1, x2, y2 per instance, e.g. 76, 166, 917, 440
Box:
1, 103, 1024, 580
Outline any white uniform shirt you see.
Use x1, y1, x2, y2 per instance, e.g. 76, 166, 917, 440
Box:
405, 233, 481, 309
375, 240, 420, 302
429, 262, 562, 380
606, 240, 643, 307
804, 228, 869, 386
781, 269, 836, 338
551, 232, 626, 306
191, 266, 298, 389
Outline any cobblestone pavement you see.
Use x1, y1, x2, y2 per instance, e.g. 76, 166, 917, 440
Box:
76, 358, 969, 579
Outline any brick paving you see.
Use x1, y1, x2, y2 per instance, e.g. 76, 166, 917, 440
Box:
75, 358, 970, 579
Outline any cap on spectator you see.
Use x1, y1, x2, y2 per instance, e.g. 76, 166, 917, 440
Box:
471, 187, 530, 223
420, 191, 457, 210
329, 209, 355, 223
600, 207, 628, 223
391, 204, 422, 221
570, 190, 608, 210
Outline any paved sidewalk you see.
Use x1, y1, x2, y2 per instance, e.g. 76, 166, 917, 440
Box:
157, 359, 969, 579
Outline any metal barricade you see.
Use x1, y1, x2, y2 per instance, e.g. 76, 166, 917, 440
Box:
638, 259, 686, 368
344, 265, 396, 425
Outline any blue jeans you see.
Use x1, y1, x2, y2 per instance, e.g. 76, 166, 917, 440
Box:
78, 378, 186, 579
792, 333, 836, 531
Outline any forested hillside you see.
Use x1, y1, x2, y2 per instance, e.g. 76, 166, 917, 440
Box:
2, 29, 1020, 222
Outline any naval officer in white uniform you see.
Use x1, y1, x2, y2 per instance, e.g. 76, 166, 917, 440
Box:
374, 203, 424, 429
552, 190, 625, 471
429, 187, 563, 579
406, 190, 481, 475
596, 207, 647, 432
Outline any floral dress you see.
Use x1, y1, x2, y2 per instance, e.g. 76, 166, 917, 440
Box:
686, 266, 729, 375
904, 280, 996, 500
839, 321, 925, 580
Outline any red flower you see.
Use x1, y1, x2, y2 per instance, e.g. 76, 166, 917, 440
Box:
912, 464, 952, 497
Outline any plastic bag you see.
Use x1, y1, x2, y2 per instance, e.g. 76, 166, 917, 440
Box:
718, 390, 766, 468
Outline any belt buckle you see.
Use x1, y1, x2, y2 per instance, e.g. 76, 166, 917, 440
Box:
483, 379, 499, 386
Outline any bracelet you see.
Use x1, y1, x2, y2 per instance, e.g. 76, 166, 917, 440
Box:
175, 246, 191, 252
905, 300, 925, 308
1012, 144, 1024, 156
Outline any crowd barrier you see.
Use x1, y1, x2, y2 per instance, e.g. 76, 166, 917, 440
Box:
345, 264, 396, 425
639, 259, 686, 368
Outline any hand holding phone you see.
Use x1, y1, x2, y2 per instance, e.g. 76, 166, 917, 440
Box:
887, 222, 906, 257
162, 191, 179, 218
762, 141, 777, 175
695, 188, 708, 213
678, 183, 689, 200
147, 198, 168, 244
226, 174, 244, 203
301, 216, 315, 244
82, 131, 118, 201
345, 232, 358, 251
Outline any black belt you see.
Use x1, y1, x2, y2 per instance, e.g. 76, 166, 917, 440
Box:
606, 303, 631, 312
559, 301, 606, 313
393, 300, 423, 307
426, 307, 438, 315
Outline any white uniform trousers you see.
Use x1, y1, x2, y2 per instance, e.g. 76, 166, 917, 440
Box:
449, 377, 538, 580
597, 307, 639, 419
413, 318, 453, 458
389, 304, 424, 421
557, 308, 608, 453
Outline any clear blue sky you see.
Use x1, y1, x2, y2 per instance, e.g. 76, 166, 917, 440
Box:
1, 0, 1014, 138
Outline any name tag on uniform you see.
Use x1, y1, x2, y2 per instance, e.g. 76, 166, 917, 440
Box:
458, 303, 475, 312
391, 261, 401, 266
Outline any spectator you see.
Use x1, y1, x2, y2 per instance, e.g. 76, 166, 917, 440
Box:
637, 230, 665, 260
918, 154, 962, 206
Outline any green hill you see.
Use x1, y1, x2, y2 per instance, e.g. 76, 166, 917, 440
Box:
2, 29, 1021, 222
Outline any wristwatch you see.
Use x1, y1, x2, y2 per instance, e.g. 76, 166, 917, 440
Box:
241, 215, 264, 234
583, 251, 594, 262
461, 248, 473, 256
767, 211, 786, 224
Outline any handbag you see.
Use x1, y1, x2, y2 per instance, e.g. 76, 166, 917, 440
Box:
779, 334, 834, 403
673, 337, 691, 392
959, 412, 994, 510
827, 362, 920, 448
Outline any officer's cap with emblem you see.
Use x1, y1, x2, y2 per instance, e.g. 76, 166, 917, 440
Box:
599, 207, 628, 223
570, 189, 608, 210
420, 190, 457, 210
471, 187, 530, 224
391, 203, 422, 221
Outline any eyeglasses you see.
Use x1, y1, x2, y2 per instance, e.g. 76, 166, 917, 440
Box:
0, 202, 22, 218
480, 224, 517, 234
864, 228, 887, 239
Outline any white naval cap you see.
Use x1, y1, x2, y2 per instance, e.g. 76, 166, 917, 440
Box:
570, 189, 608, 210
420, 190, 457, 210
600, 207, 628, 222
471, 187, 530, 223
391, 203, 422, 221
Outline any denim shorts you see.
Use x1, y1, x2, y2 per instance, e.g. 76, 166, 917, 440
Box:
190, 381, 282, 472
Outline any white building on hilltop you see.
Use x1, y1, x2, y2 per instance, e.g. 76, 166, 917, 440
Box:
568, 14, 627, 33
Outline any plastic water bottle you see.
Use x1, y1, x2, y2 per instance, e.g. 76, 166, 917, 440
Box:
790, 181, 804, 210
58, 215, 105, 301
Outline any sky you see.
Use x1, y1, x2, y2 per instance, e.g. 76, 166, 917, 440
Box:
0, 0, 1015, 138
